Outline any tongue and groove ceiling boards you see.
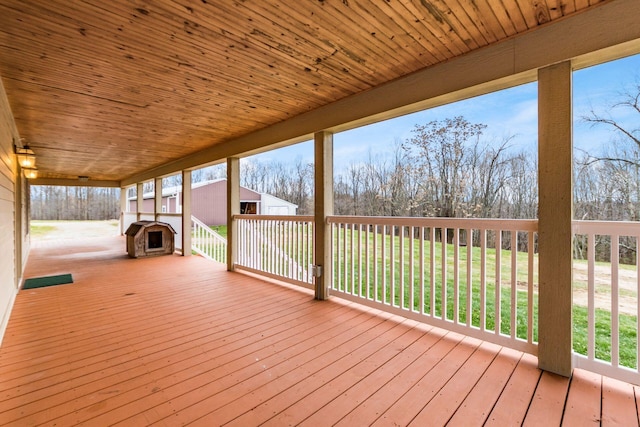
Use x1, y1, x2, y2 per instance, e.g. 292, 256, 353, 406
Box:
0, 0, 633, 183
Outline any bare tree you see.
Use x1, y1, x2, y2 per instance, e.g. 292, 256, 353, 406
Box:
583, 81, 640, 154
241, 159, 269, 192
503, 152, 538, 219
289, 158, 314, 214
403, 116, 487, 218
468, 137, 513, 218
346, 162, 363, 215
579, 80, 640, 221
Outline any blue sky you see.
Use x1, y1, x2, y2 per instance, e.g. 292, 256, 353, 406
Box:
246, 53, 640, 174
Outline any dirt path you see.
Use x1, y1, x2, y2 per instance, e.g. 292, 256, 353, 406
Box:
573, 262, 638, 315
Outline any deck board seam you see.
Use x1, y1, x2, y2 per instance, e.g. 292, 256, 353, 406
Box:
481, 351, 526, 425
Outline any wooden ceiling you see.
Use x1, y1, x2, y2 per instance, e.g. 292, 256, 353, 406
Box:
0, 0, 611, 182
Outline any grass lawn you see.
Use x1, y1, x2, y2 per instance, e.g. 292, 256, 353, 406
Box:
30, 223, 57, 237
332, 228, 538, 341
329, 226, 638, 368
210, 225, 227, 239
573, 305, 638, 368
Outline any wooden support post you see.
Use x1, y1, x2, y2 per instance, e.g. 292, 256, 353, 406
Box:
154, 177, 163, 220
14, 171, 23, 289
227, 157, 240, 271
119, 186, 127, 235
538, 60, 573, 377
314, 131, 334, 300
182, 170, 192, 257
136, 182, 143, 222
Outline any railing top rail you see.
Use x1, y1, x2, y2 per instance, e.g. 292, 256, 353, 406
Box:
191, 214, 209, 229
191, 215, 227, 243
126, 212, 182, 217
234, 214, 539, 231
327, 215, 539, 231
235, 214, 315, 222
232, 215, 640, 234
572, 220, 640, 236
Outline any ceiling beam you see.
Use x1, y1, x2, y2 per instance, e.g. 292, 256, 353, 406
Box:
122, 0, 640, 187
30, 178, 121, 188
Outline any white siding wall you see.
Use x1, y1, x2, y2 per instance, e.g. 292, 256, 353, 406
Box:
21, 177, 29, 266
0, 171, 16, 343
0, 77, 20, 344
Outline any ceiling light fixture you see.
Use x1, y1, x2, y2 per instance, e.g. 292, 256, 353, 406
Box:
15, 145, 36, 169
23, 167, 38, 179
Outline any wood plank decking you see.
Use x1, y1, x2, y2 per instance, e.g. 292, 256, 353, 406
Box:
1, 236, 639, 426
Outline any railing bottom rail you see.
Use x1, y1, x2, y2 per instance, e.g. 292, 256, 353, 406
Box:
234, 265, 314, 291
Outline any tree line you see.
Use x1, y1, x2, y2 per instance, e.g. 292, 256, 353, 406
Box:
334, 118, 538, 220
30, 186, 120, 221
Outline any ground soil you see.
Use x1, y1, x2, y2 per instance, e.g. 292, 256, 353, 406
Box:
573, 262, 638, 316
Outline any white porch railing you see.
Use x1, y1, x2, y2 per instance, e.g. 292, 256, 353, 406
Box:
328, 216, 539, 354
233, 214, 538, 353
235, 215, 314, 288
158, 213, 183, 252
191, 215, 227, 263
572, 220, 640, 385
123, 212, 137, 234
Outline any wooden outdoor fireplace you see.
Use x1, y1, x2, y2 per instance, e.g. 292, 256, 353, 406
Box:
125, 220, 176, 258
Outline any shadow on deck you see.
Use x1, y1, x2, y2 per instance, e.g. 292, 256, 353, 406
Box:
1, 236, 639, 425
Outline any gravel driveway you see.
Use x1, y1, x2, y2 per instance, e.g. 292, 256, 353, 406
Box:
31, 220, 121, 241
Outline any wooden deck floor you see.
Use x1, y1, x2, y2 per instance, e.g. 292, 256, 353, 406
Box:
1, 236, 640, 426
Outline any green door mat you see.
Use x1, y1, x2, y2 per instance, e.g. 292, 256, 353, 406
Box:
23, 274, 73, 290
